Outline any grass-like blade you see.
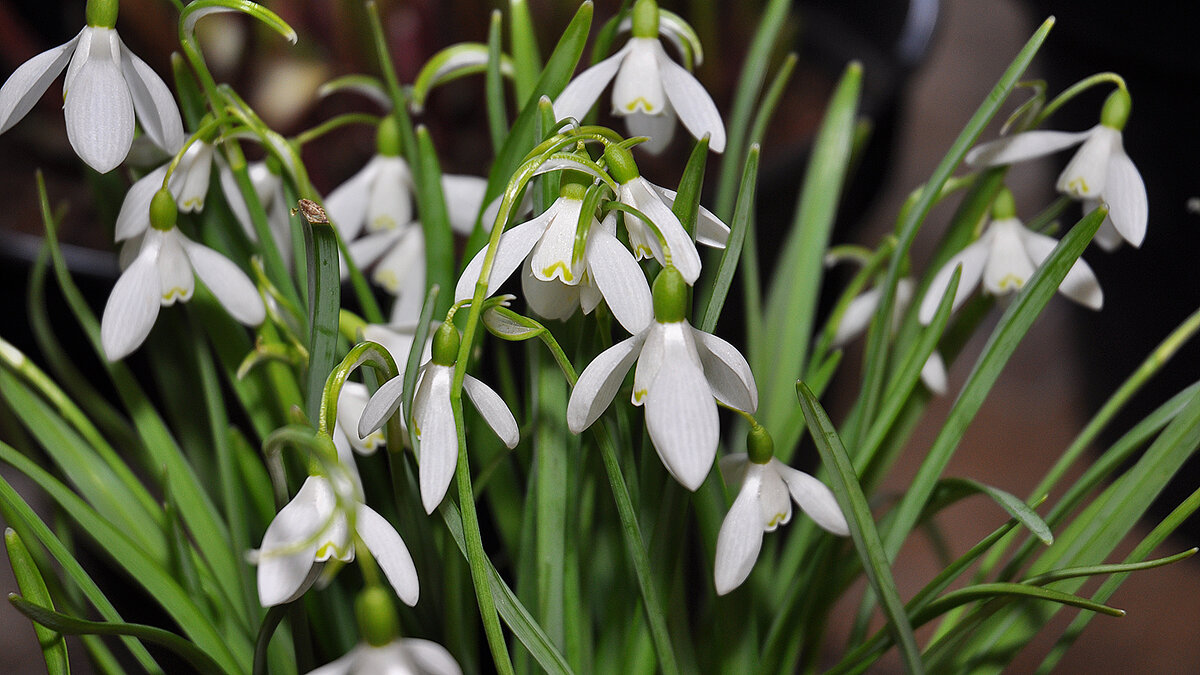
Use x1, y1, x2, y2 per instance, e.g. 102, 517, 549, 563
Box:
698, 145, 759, 334
5, 529, 70, 674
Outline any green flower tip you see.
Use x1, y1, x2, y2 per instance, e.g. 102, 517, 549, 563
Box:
991, 186, 1017, 220
86, 0, 119, 28
652, 266, 688, 323
1100, 87, 1131, 130
603, 143, 639, 184
631, 0, 659, 38
747, 424, 774, 464
431, 321, 460, 366
376, 116, 403, 157
149, 188, 177, 231
355, 587, 400, 647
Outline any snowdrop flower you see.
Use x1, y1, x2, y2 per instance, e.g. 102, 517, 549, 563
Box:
0, 0, 183, 173
603, 143, 728, 285
336, 382, 387, 456
306, 587, 461, 675
101, 189, 265, 361
714, 426, 847, 595
917, 188, 1103, 326
114, 140, 215, 241
254, 472, 419, 608
966, 88, 1146, 249
359, 322, 519, 513
455, 180, 653, 334
567, 266, 756, 490
219, 156, 294, 266
553, 0, 724, 154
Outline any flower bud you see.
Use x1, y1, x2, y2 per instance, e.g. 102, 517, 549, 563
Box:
991, 186, 1017, 220
1100, 87, 1131, 131
431, 321, 460, 366
86, 0, 119, 28
631, 0, 660, 39
376, 116, 402, 157
747, 423, 774, 465
354, 587, 400, 647
603, 143, 640, 185
652, 266, 688, 323
149, 188, 177, 232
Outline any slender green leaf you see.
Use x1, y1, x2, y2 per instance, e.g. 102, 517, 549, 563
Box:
936, 478, 1052, 545
5, 529, 70, 674
487, 11, 510, 152
697, 145, 759, 333
508, 0, 542, 104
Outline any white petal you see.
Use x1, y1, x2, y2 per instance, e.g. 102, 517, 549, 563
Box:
182, 237, 266, 325
650, 185, 729, 248
402, 639, 464, 675
441, 174, 488, 235
372, 229, 425, 296
772, 459, 849, 536
325, 156, 378, 241
920, 351, 948, 396
645, 328, 718, 490
832, 286, 881, 347
361, 325, 419, 376
624, 106, 676, 155
655, 42, 725, 152
566, 332, 646, 432
585, 224, 653, 334
64, 28, 133, 173
172, 142, 214, 212
626, 178, 701, 283
1057, 126, 1115, 199
218, 160, 255, 238
0, 32, 79, 134
463, 375, 519, 449
337, 382, 385, 454
119, 39, 184, 153
101, 239, 162, 360
965, 128, 1092, 167
256, 476, 329, 606
454, 211, 550, 302
355, 503, 420, 606
331, 427, 364, 497
1017, 226, 1103, 310
349, 228, 405, 271
305, 649, 356, 675
632, 322, 666, 405
366, 157, 414, 232
552, 45, 628, 122
530, 200, 583, 283
521, 265, 580, 321
267, 194, 294, 268
713, 470, 766, 595
918, 237, 990, 324
156, 231, 194, 305
611, 39, 665, 115
358, 376, 406, 439
718, 453, 750, 490
1103, 148, 1147, 248
982, 219, 1034, 296
114, 164, 169, 241
412, 366, 458, 514
692, 327, 758, 413
757, 466, 793, 531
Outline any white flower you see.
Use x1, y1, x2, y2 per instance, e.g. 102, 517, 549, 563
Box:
219, 159, 294, 267
254, 475, 419, 608
616, 177, 728, 285
114, 141, 215, 241
552, 0, 724, 155
0, 25, 183, 173
713, 455, 847, 595
101, 227, 265, 360
306, 638, 461, 675
567, 267, 756, 490
966, 124, 1146, 249
327, 154, 415, 240
336, 382, 387, 456
358, 326, 519, 514
455, 188, 653, 334
918, 215, 1103, 325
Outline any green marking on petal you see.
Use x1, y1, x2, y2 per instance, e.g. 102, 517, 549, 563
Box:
624, 97, 656, 112
997, 274, 1025, 291
542, 261, 574, 282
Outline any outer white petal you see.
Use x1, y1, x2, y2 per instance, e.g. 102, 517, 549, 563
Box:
157, 231, 194, 305
337, 382, 385, 454
645, 325, 718, 490
463, 374, 519, 449
585, 223, 653, 334
441, 174, 488, 235
267, 192, 295, 268
348, 229, 405, 271
362, 324, 420, 374
832, 286, 882, 347
632, 322, 666, 405
0, 32, 80, 134
521, 265, 580, 321
650, 185, 729, 248
964, 128, 1092, 168
718, 453, 749, 490
114, 164, 169, 241
1057, 126, 1115, 199
626, 177, 701, 283
1017, 226, 1103, 310
182, 237, 266, 324
172, 142, 214, 212
411, 365, 458, 514
402, 638, 464, 675
624, 105, 676, 155
355, 503, 419, 606
654, 42, 726, 152
714, 468, 766, 595
611, 39, 665, 115
101, 238, 162, 360
372, 229, 425, 295
305, 649, 356, 675
552, 45, 628, 122
358, 376, 407, 438
367, 157, 413, 232
530, 200, 583, 283
921, 351, 948, 396
256, 476, 329, 606
757, 467, 793, 531
1090, 202, 1124, 252
119, 39, 184, 153
325, 156, 379, 240
65, 28, 133, 173
567, 332, 647, 432
918, 237, 990, 324
692, 327, 757, 413
982, 218, 1034, 296
218, 160, 255, 237
454, 211, 551, 302
1103, 147, 1147, 248
772, 459, 849, 536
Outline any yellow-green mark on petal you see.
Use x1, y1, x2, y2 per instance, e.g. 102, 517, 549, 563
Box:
624, 97, 655, 112
542, 261, 574, 282
1065, 177, 1091, 196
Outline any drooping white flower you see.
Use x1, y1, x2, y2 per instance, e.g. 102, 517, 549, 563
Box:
114, 140, 215, 241
359, 323, 519, 514
553, 0, 723, 154
714, 445, 847, 595
253, 475, 419, 608
966, 88, 1146, 249
567, 267, 756, 490
336, 382, 387, 456
0, 13, 183, 173
219, 158, 295, 266
917, 191, 1103, 325
455, 181, 653, 334
101, 189, 265, 361
306, 638, 462, 675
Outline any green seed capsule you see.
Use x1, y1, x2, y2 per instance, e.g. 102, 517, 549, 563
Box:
86, 0, 119, 28
431, 321, 461, 366
1100, 88, 1131, 131
652, 266, 688, 323
991, 186, 1017, 220
603, 143, 640, 185
631, 0, 660, 39
747, 424, 774, 465
376, 116, 403, 157
355, 587, 400, 647
149, 188, 178, 232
